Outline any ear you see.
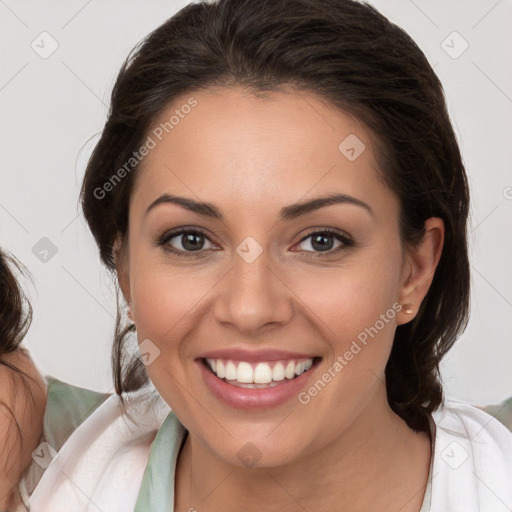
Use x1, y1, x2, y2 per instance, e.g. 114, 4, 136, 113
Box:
113, 234, 131, 305
397, 217, 444, 325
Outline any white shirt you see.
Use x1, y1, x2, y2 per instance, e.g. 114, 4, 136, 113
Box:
17, 378, 512, 511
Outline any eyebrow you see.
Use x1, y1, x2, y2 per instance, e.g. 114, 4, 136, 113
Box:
145, 192, 374, 221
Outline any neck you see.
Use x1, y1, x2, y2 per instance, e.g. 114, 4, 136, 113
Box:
175, 385, 431, 512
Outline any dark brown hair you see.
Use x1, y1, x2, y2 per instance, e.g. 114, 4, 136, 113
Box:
0, 249, 33, 367
0, 249, 38, 465
80, 0, 470, 432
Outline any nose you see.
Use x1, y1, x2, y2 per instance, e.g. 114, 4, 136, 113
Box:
213, 248, 294, 335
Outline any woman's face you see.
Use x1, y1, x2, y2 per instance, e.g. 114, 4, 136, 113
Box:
119, 85, 437, 468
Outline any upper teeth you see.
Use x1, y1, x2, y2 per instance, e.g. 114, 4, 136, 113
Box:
206, 358, 314, 384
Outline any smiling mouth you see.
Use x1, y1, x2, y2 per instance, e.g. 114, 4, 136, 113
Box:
201, 357, 321, 388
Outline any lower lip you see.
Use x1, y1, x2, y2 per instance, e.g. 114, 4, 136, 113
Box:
197, 359, 319, 409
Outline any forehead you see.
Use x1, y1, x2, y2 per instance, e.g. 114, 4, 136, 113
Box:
131, 85, 394, 217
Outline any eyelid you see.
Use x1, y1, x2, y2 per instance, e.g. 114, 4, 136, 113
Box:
157, 226, 212, 242
297, 227, 353, 243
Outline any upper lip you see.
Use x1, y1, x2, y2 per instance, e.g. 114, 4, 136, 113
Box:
197, 348, 319, 362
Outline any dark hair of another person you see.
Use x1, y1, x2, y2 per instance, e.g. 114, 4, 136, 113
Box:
0, 249, 37, 457
0, 250, 32, 367
80, 0, 470, 433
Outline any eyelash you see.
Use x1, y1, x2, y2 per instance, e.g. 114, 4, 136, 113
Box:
156, 227, 354, 259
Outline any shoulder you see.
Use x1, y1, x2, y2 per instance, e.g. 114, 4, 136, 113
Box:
479, 396, 512, 432
432, 399, 512, 465
41, 376, 111, 452
19, 378, 171, 511
434, 398, 512, 441
429, 399, 512, 511
17, 376, 111, 507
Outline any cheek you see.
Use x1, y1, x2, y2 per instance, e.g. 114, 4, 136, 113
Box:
292, 252, 404, 407
295, 254, 402, 342
290, 255, 402, 426
129, 265, 209, 412
129, 253, 216, 341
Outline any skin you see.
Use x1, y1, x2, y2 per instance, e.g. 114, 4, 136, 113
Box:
0, 349, 47, 509
116, 85, 444, 511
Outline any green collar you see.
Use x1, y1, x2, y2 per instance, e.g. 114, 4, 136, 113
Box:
134, 411, 188, 511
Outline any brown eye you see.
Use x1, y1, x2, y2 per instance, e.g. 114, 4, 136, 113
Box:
294, 229, 354, 256
157, 228, 217, 257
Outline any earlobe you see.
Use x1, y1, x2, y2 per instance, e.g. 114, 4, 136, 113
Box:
397, 217, 444, 325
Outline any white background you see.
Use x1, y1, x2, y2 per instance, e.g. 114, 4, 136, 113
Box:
1, 0, 511, 405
